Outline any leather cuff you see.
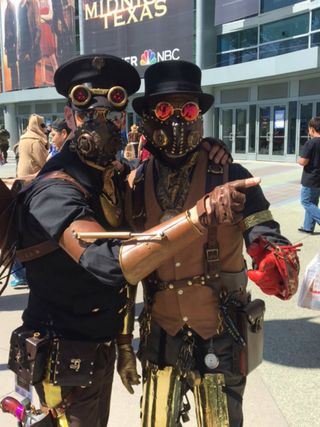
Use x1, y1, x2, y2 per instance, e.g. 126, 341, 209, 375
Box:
116, 334, 133, 345
196, 194, 216, 227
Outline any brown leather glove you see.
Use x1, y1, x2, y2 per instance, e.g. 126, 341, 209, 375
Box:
197, 177, 261, 227
201, 137, 233, 164
116, 343, 141, 394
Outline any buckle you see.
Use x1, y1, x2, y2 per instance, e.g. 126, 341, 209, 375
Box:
206, 248, 219, 262
208, 164, 223, 174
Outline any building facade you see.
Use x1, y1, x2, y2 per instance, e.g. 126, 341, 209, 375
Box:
0, 0, 319, 162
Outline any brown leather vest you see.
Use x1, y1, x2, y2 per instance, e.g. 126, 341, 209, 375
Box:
126, 151, 246, 339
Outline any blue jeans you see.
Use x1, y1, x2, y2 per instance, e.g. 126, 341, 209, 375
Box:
11, 257, 27, 281
300, 185, 320, 231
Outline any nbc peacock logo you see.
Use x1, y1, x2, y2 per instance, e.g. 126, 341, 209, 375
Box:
139, 49, 157, 66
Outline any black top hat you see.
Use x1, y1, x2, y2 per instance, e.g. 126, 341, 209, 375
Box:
133, 60, 214, 116
54, 54, 140, 98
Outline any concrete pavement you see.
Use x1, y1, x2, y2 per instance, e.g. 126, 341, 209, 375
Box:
0, 153, 319, 426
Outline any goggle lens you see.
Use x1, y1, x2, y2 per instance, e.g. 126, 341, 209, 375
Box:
154, 102, 174, 121
181, 102, 200, 121
109, 87, 126, 106
71, 86, 91, 105
154, 102, 200, 121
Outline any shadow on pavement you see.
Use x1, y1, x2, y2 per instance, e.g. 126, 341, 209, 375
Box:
0, 292, 28, 311
0, 363, 8, 371
263, 316, 320, 368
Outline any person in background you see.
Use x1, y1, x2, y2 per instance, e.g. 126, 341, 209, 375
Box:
0, 125, 10, 163
298, 116, 320, 234
17, 113, 49, 177
47, 118, 71, 159
137, 133, 150, 162
125, 123, 141, 161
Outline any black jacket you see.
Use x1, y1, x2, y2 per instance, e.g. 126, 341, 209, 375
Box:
18, 141, 127, 341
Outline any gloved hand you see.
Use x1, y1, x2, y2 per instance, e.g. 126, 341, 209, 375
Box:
116, 343, 140, 394
247, 238, 301, 300
201, 137, 233, 164
197, 177, 261, 227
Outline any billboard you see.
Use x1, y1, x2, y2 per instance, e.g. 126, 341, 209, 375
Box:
81, 0, 194, 75
1, 0, 76, 91
214, 0, 259, 26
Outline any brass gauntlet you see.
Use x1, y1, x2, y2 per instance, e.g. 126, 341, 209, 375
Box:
119, 208, 204, 284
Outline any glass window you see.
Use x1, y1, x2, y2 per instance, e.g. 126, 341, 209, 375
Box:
259, 37, 308, 59
260, 14, 308, 43
217, 48, 257, 67
35, 103, 52, 114
299, 103, 312, 154
311, 32, 320, 48
287, 101, 297, 155
249, 105, 256, 153
217, 28, 257, 53
261, 0, 302, 14
17, 104, 31, 114
311, 8, 320, 31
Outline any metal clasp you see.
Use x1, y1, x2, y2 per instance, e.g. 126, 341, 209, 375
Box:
70, 358, 81, 372
206, 248, 219, 262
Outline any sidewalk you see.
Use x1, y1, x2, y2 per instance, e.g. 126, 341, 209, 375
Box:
0, 156, 319, 426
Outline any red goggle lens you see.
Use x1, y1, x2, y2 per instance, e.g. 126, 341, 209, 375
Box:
72, 87, 90, 103
181, 102, 200, 121
108, 87, 127, 106
154, 102, 174, 121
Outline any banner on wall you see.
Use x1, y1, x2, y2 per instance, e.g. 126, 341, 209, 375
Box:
81, 0, 194, 75
0, 0, 76, 92
214, 0, 259, 26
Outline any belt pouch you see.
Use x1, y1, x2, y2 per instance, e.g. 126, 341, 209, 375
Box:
50, 339, 99, 387
8, 326, 51, 385
235, 299, 265, 376
31, 412, 57, 427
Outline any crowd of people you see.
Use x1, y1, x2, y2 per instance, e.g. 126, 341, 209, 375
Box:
1, 54, 315, 427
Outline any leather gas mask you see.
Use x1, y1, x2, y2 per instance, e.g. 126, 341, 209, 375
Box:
69, 85, 127, 169
72, 117, 121, 168
141, 96, 203, 160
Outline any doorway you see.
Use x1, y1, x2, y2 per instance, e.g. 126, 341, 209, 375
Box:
257, 105, 287, 158
221, 108, 248, 157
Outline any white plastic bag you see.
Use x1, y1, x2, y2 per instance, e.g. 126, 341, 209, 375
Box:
298, 253, 320, 310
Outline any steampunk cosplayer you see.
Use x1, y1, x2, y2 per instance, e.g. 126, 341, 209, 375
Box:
3, 55, 238, 427
122, 60, 301, 427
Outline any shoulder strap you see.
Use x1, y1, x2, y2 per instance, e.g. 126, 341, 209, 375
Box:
129, 161, 148, 232
16, 171, 90, 263
41, 171, 90, 199
205, 163, 229, 291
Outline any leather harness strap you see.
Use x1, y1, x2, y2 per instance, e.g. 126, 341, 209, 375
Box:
16, 171, 89, 263
205, 164, 229, 292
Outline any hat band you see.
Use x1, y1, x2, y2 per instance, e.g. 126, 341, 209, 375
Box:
145, 81, 202, 96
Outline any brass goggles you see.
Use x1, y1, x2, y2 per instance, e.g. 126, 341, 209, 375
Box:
153, 101, 201, 122
70, 85, 128, 109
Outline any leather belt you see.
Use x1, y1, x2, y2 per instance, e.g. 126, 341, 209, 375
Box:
156, 276, 206, 291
